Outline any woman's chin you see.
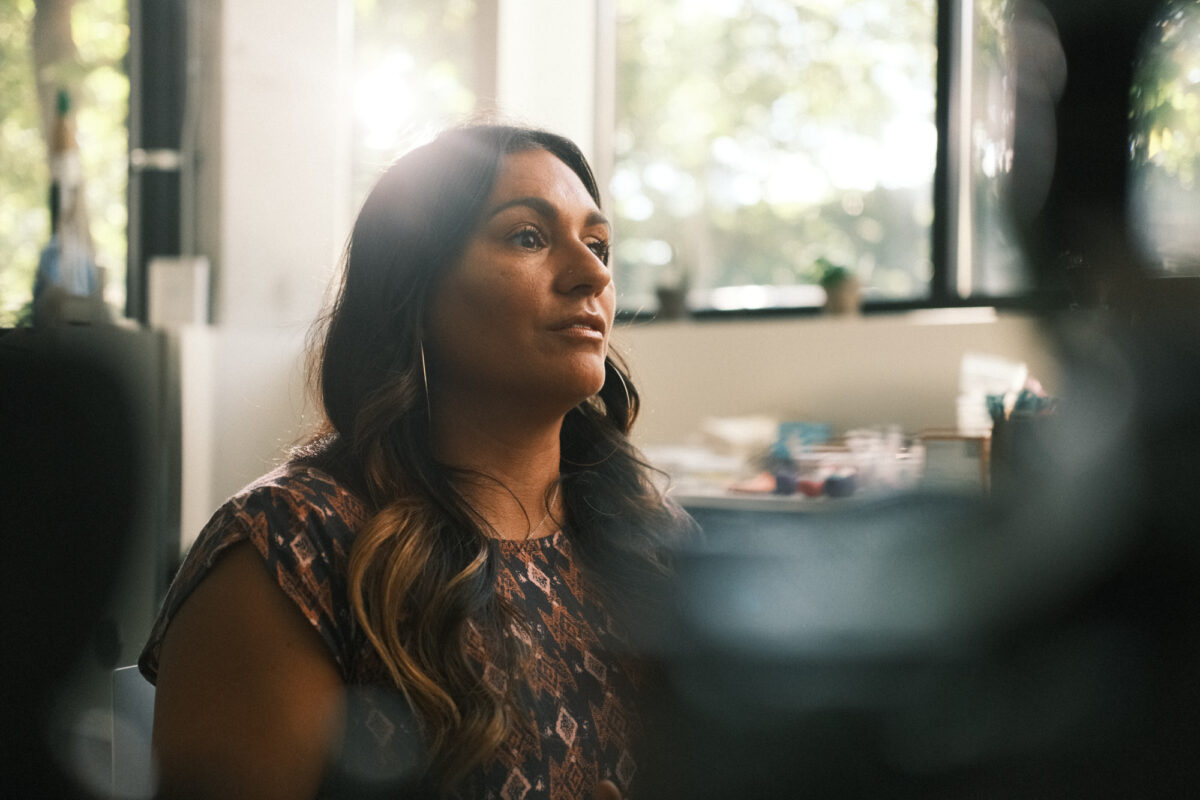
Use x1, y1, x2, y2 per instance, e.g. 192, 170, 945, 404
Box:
548, 371, 608, 412
553, 358, 608, 399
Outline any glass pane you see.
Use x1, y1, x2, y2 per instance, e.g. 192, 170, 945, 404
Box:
613, 0, 937, 313
352, 0, 478, 206
964, 0, 1060, 297
0, 0, 129, 325
1130, 0, 1200, 275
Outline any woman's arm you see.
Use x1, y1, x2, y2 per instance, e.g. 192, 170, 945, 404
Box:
152, 542, 345, 800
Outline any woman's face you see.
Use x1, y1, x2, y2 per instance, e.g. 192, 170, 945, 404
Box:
426, 148, 615, 414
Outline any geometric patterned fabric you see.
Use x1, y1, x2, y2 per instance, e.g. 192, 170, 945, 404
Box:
139, 464, 645, 798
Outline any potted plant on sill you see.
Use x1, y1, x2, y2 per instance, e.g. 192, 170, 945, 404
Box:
654, 263, 690, 320
816, 257, 861, 316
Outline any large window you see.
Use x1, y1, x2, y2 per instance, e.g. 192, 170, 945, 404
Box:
612, 0, 938, 312
610, 0, 1049, 313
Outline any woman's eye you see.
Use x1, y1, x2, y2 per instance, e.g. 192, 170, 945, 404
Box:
588, 240, 611, 264
511, 228, 544, 250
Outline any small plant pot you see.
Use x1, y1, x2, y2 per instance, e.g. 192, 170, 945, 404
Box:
822, 277, 861, 315
655, 286, 688, 320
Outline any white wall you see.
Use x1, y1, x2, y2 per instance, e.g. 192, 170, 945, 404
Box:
177, 325, 313, 547
613, 311, 1060, 447
211, 0, 352, 329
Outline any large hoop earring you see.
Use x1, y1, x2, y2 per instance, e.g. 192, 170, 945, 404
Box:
419, 340, 433, 424
609, 359, 633, 415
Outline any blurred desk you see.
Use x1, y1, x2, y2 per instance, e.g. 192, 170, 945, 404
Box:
673, 489, 859, 514
674, 484, 988, 550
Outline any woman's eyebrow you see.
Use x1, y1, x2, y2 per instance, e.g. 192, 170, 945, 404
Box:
488, 196, 610, 230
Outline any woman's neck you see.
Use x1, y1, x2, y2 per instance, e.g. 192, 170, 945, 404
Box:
431, 401, 565, 541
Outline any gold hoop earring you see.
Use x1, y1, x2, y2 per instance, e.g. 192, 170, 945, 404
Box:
419, 340, 433, 424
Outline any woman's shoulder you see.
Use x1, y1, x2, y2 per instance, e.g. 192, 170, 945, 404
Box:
194, 462, 371, 574
140, 462, 370, 682
235, 462, 370, 524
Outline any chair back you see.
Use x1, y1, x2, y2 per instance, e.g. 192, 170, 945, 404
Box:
111, 665, 156, 798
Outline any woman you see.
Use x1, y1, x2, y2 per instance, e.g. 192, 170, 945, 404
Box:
139, 123, 692, 799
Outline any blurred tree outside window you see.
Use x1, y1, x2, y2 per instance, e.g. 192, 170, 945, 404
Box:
612, 0, 938, 313
0, 0, 128, 326
1130, 0, 1200, 275
351, 0, 480, 208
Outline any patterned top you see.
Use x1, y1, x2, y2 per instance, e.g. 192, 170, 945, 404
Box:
139, 464, 646, 799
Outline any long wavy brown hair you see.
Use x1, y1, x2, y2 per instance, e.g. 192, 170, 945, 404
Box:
295, 124, 691, 792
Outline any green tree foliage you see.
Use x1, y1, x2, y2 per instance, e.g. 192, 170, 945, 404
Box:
1130, 0, 1200, 272
1131, 0, 1200, 186
612, 0, 937, 310
0, 0, 49, 325
0, 0, 127, 326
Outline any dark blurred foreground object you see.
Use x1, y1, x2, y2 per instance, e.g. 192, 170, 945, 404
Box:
629, 0, 1200, 787
634, 286, 1200, 799
1014, 0, 1161, 300
0, 329, 143, 798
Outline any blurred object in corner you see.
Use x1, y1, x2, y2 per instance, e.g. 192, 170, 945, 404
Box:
0, 333, 139, 797
32, 89, 110, 328
634, 307, 1200, 799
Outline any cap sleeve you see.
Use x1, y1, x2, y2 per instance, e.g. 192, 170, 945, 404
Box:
138, 466, 368, 683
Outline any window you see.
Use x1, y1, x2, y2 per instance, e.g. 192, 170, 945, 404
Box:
0, 0, 129, 326
612, 0, 938, 313
1130, 0, 1200, 274
609, 0, 1052, 314
956, 0, 1059, 297
351, 0, 486, 206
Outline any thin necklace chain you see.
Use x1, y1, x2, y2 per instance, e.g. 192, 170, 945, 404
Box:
525, 483, 560, 540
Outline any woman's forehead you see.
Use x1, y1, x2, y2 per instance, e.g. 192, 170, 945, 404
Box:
489, 149, 600, 214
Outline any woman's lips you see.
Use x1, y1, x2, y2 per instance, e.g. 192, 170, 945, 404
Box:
553, 322, 605, 341
550, 312, 608, 340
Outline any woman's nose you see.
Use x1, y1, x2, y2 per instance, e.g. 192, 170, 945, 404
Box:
554, 239, 612, 297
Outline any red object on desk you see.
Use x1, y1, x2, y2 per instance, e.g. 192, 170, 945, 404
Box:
797, 478, 825, 497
